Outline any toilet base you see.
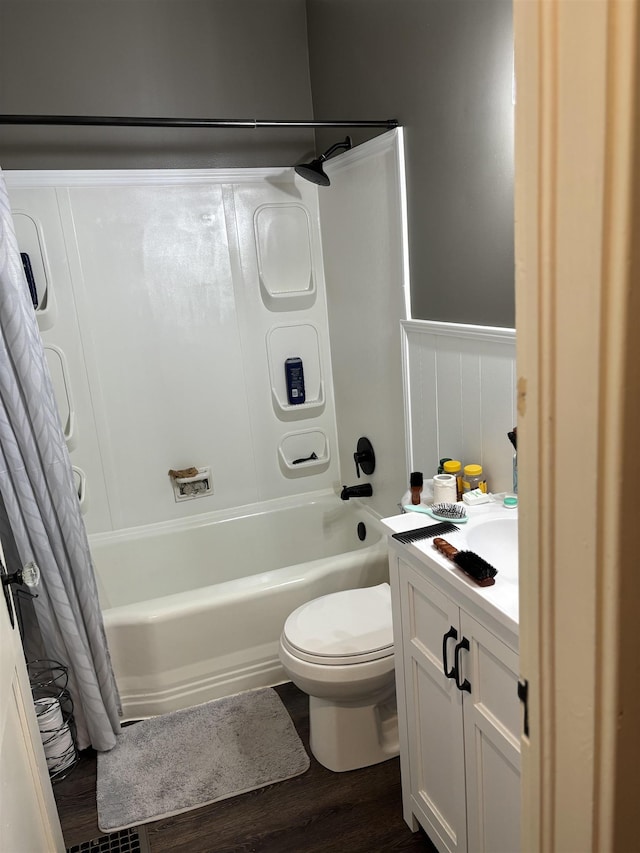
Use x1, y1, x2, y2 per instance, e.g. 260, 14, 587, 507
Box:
308, 691, 400, 772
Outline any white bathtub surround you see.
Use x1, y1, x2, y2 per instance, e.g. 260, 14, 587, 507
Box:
402, 319, 516, 495
92, 491, 389, 719
5, 138, 413, 742
321, 131, 409, 518
5, 170, 339, 533
5, 131, 409, 533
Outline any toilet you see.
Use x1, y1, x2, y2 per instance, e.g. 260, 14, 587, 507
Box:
278, 582, 399, 772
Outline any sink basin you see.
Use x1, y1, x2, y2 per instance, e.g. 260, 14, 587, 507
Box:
465, 518, 518, 579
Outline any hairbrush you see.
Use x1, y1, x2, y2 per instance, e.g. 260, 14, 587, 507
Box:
432, 537, 498, 586
428, 502, 467, 521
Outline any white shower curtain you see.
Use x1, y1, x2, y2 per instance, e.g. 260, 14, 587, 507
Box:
0, 169, 120, 751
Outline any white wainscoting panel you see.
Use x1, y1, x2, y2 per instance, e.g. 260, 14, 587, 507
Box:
402, 320, 516, 495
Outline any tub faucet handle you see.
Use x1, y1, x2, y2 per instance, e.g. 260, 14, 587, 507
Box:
353, 437, 375, 478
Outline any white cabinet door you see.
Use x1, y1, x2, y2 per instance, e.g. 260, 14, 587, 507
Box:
399, 560, 468, 853
459, 610, 521, 853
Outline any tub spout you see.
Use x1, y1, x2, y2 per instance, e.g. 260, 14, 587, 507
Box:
340, 483, 373, 500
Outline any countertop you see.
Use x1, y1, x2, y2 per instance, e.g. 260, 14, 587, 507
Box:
382, 502, 519, 639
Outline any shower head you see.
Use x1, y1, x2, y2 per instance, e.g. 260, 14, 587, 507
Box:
294, 158, 331, 186
294, 136, 353, 186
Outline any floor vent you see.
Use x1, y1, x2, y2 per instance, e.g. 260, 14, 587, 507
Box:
66, 826, 149, 853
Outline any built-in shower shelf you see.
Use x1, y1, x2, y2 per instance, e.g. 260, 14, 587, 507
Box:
278, 430, 330, 478
259, 285, 316, 311
267, 323, 324, 420
270, 383, 325, 419
72, 466, 88, 514
43, 344, 77, 451
254, 203, 316, 311
12, 210, 58, 330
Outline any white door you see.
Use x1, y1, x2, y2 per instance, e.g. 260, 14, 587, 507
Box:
0, 552, 65, 852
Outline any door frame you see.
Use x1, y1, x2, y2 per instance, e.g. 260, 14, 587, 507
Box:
515, 0, 640, 848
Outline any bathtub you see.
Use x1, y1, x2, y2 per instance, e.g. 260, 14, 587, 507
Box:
90, 491, 389, 719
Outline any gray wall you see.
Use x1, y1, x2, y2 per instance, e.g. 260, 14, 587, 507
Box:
306, 0, 514, 328
0, 0, 514, 326
0, 0, 315, 168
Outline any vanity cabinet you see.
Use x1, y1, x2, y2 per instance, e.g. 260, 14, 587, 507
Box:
389, 547, 520, 853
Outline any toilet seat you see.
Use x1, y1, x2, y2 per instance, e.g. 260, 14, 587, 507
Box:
282, 583, 393, 665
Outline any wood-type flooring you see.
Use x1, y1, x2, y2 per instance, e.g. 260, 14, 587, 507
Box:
54, 682, 438, 853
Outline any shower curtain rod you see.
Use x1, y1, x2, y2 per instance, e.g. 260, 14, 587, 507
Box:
0, 115, 399, 129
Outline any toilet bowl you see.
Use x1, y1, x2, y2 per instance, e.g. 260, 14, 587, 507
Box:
279, 582, 399, 772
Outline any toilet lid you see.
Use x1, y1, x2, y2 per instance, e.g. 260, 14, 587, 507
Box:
282, 583, 393, 665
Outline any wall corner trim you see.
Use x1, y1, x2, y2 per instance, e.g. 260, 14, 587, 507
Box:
3, 167, 294, 188
324, 129, 399, 177
402, 318, 516, 344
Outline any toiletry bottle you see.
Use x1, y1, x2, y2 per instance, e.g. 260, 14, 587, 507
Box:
284, 357, 305, 405
462, 464, 487, 494
443, 460, 463, 501
409, 471, 424, 505
437, 457, 452, 474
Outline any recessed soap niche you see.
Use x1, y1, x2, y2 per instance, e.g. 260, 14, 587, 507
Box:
254, 203, 316, 311
12, 210, 57, 330
278, 430, 330, 478
266, 323, 325, 419
43, 344, 77, 451
171, 467, 213, 502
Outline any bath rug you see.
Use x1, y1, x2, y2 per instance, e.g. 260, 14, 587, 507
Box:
96, 687, 309, 832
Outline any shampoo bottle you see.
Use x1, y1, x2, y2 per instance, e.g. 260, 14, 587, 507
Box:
284, 357, 305, 405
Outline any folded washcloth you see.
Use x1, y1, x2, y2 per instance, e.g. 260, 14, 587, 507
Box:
168, 467, 199, 479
